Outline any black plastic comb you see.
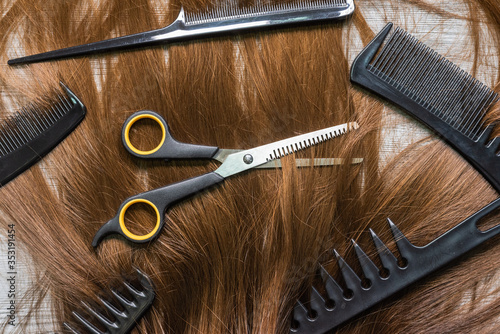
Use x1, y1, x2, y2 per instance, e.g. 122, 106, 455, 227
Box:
290, 198, 500, 333
63, 269, 155, 334
0, 83, 86, 186
351, 23, 500, 192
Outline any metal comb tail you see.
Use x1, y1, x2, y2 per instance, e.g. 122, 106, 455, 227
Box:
63, 269, 155, 334
291, 198, 500, 333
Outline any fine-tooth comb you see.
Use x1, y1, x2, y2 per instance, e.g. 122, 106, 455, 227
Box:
291, 197, 500, 333
350, 23, 500, 192
0, 83, 86, 186
63, 269, 155, 334
8, 0, 355, 65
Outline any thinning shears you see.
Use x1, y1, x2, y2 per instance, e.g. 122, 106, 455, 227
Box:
92, 110, 359, 247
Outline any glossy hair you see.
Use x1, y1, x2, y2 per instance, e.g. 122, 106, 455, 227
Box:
0, 0, 498, 333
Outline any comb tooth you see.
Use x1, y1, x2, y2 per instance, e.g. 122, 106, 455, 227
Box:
185, 0, 350, 25
433, 66, 465, 118
72, 311, 104, 334
82, 301, 117, 329
447, 77, 483, 128
58, 94, 72, 110
411, 53, 443, 100
122, 280, 145, 299
371, 27, 400, 70
63, 322, 82, 334
334, 250, 362, 295
111, 288, 136, 309
379, 31, 407, 77
12, 117, 31, 143
420, 58, 449, 109
464, 88, 496, 137
458, 86, 489, 134
387, 219, 414, 262
352, 240, 380, 282
466, 92, 498, 138
430, 61, 460, 114
309, 287, 325, 317
319, 264, 344, 303
15, 114, 36, 140
23, 107, 43, 136
391, 35, 420, 84
478, 126, 495, 146
1, 120, 22, 149
292, 300, 309, 325
369, 229, 398, 273
98, 296, 128, 318
399, 43, 430, 90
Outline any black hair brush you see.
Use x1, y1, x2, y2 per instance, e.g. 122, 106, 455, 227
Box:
291, 198, 500, 333
351, 23, 499, 192
0, 83, 85, 187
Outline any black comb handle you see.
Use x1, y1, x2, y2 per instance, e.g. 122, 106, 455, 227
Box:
291, 198, 500, 333
350, 23, 500, 193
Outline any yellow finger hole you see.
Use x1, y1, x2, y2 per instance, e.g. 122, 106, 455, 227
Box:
119, 199, 161, 241
124, 114, 166, 155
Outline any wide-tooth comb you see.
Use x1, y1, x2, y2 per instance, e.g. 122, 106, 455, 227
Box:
8, 0, 355, 65
0, 83, 85, 186
63, 269, 155, 334
350, 23, 500, 192
290, 198, 500, 333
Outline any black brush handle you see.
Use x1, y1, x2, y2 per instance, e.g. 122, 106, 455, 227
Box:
350, 23, 500, 193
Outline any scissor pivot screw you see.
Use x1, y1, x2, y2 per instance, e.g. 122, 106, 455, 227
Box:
243, 154, 254, 164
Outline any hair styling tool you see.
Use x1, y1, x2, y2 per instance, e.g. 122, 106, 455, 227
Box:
291, 197, 500, 333
0, 83, 86, 187
351, 23, 500, 192
92, 110, 359, 247
8, 0, 355, 65
63, 268, 155, 334
120, 110, 363, 168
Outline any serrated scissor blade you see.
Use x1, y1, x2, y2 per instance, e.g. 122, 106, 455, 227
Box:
215, 122, 359, 178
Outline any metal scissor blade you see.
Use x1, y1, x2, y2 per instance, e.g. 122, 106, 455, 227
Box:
214, 149, 363, 168
215, 122, 359, 177
259, 157, 364, 168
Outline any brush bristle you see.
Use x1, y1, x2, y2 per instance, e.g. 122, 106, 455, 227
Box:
185, 0, 350, 25
367, 26, 499, 141
0, 92, 75, 157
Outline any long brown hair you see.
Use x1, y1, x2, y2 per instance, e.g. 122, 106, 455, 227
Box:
0, 0, 499, 333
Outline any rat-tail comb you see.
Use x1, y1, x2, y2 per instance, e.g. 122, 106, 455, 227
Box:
0, 83, 85, 186
63, 269, 155, 334
8, 0, 355, 65
291, 197, 500, 333
351, 23, 500, 192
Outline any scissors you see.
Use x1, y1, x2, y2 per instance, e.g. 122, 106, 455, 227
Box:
92, 110, 360, 247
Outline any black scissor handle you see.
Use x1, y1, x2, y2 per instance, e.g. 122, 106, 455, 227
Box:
122, 110, 219, 160
92, 171, 225, 246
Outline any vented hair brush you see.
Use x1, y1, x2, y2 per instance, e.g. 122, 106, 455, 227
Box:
0, 83, 86, 186
350, 23, 499, 192
291, 198, 500, 333
8, 0, 355, 65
